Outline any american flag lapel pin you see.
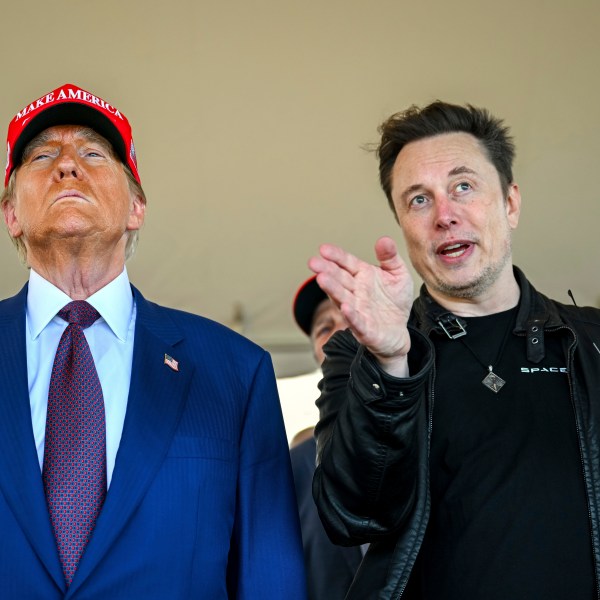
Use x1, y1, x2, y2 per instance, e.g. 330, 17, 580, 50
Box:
164, 354, 179, 372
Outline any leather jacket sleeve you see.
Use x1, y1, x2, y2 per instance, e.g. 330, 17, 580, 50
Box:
312, 328, 434, 546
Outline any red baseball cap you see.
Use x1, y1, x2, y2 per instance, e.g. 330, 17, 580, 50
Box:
4, 83, 140, 187
293, 275, 328, 336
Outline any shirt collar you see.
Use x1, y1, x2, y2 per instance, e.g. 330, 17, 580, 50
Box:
27, 268, 134, 342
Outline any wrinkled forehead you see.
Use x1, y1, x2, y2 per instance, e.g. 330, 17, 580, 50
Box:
390, 132, 500, 194
21, 125, 117, 162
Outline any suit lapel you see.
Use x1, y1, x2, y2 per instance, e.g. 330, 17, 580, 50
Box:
0, 285, 65, 592
68, 288, 194, 596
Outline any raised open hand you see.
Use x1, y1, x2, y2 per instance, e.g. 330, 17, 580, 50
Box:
308, 236, 413, 376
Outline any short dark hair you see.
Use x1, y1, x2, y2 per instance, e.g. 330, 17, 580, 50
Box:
377, 101, 515, 213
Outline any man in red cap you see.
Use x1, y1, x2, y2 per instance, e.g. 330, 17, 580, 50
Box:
0, 83, 305, 599
290, 276, 362, 600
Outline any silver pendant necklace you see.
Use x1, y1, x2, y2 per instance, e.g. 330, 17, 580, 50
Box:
459, 313, 514, 394
481, 367, 506, 393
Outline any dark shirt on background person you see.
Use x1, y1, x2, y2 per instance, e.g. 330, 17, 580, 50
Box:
290, 276, 363, 600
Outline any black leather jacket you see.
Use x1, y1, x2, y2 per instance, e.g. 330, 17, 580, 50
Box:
313, 268, 600, 599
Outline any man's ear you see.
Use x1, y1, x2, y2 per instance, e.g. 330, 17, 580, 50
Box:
505, 183, 521, 229
126, 193, 146, 231
2, 197, 23, 238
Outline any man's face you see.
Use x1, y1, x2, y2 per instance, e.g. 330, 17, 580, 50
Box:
310, 298, 348, 366
390, 132, 521, 302
2, 125, 144, 260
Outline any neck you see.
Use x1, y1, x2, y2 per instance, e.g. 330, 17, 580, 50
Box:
427, 266, 521, 317
26, 243, 126, 299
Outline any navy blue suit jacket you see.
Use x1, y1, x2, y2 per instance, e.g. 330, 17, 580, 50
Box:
0, 284, 307, 599
291, 437, 362, 600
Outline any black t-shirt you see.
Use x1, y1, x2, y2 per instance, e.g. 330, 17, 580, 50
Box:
411, 306, 595, 599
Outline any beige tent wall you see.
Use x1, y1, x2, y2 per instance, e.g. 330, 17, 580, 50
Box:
2, 0, 599, 376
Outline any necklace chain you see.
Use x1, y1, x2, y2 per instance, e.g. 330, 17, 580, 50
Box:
459, 312, 514, 393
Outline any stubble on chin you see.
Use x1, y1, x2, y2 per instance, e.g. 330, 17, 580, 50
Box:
425, 238, 513, 301
431, 264, 502, 299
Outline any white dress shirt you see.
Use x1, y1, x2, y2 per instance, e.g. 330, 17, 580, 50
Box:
27, 268, 136, 487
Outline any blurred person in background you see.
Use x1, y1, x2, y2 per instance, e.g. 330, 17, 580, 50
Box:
290, 275, 363, 600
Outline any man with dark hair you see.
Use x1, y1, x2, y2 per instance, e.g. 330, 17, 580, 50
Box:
377, 102, 515, 211
0, 83, 306, 599
309, 100, 600, 598
290, 276, 362, 600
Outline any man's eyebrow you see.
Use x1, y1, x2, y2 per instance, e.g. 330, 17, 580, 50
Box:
397, 166, 479, 203
315, 315, 333, 325
399, 183, 426, 203
313, 314, 330, 325
77, 128, 114, 154
22, 127, 115, 162
22, 130, 57, 160
448, 166, 477, 177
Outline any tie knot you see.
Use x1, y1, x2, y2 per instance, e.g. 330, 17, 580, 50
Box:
58, 301, 101, 329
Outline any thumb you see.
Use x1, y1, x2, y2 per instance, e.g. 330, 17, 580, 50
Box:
374, 236, 404, 273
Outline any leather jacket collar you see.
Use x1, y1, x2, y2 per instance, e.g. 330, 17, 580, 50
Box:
409, 266, 567, 364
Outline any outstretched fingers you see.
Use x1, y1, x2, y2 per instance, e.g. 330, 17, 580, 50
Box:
308, 244, 369, 306
317, 243, 364, 276
308, 238, 413, 377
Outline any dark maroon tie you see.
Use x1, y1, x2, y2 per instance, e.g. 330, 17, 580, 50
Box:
42, 301, 107, 586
